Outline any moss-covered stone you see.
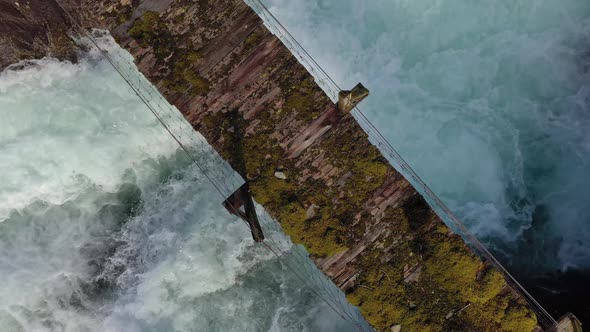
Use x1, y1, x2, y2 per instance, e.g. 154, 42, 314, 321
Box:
129, 11, 162, 44
344, 203, 536, 331
460, 294, 538, 332
165, 50, 209, 95
281, 77, 323, 122
128, 12, 209, 96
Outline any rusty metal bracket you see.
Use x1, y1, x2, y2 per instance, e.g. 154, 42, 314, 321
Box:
337, 83, 369, 114
223, 183, 265, 242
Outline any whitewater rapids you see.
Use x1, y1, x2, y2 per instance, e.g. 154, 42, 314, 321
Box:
0, 37, 368, 332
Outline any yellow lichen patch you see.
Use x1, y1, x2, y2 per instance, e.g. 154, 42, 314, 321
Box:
423, 237, 505, 305
275, 202, 346, 256
500, 301, 539, 331
460, 294, 538, 332
165, 51, 209, 96
250, 175, 295, 207
350, 158, 387, 192
342, 145, 389, 206
424, 240, 484, 299
282, 78, 322, 121
347, 265, 408, 328
472, 269, 506, 303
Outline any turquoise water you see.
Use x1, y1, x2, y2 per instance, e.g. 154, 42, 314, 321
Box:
0, 37, 368, 331
261, 0, 590, 320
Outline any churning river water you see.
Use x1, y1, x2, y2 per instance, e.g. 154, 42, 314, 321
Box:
0, 37, 369, 331
260, 0, 590, 322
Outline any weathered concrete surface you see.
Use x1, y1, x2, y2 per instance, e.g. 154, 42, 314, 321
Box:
1, 0, 540, 331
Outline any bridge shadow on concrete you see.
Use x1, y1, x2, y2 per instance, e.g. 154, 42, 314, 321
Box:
221, 109, 265, 242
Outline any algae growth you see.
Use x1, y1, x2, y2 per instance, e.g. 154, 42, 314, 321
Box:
129, 11, 209, 95
346, 202, 537, 331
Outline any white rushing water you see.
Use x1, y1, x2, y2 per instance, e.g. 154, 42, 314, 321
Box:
260, 0, 590, 273
0, 38, 367, 331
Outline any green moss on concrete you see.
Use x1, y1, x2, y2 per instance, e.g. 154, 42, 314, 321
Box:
345, 207, 428, 331
281, 77, 323, 122
348, 149, 388, 205
181, 69, 210, 94
284, 78, 315, 110
129, 11, 162, 44
128, 11, 175, 60
251, 173, 295, 206
167, 54, 207, 94
116, 6, 133, 24
277, 202, 347, 257
425, 240, 494, 304
237, 128, 348, 256
500, 302, 539, 331
347, 254, 410, 329
166, 50, 209, 95
128, 12, 209, 95
461, 294, 538, 332
323, 129, 390, 208
344, 204, 537, 331
246, 164, 348, 257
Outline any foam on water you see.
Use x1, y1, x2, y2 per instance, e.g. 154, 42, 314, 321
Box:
0, 54, 178, 221
0, 38, 364, 331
